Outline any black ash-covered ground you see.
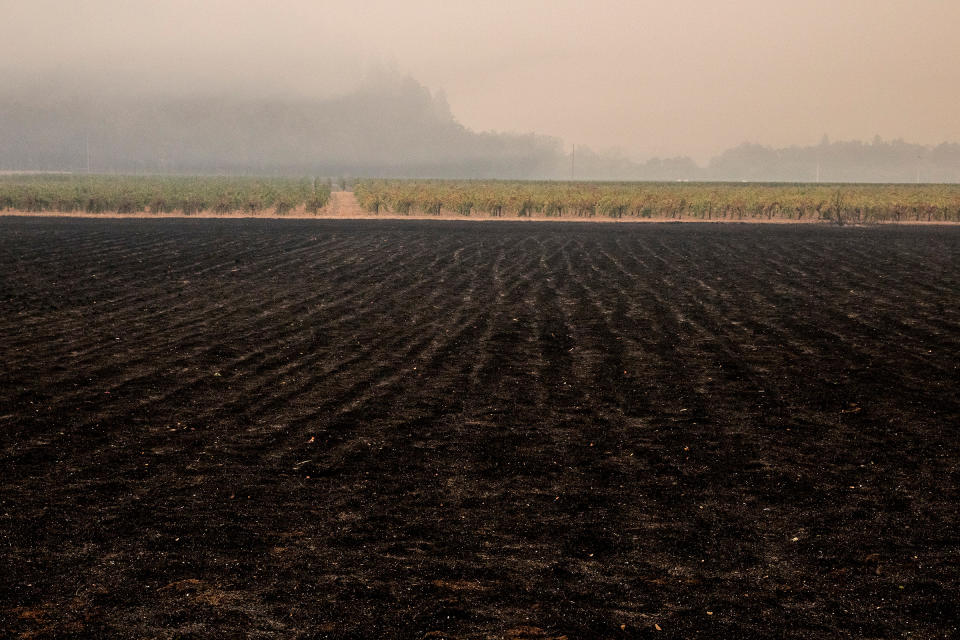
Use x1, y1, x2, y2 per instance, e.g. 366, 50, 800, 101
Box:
1, 218, 958, 638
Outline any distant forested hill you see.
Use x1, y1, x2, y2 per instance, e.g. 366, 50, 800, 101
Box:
2, 75, 958, 182
0, 76, 563, 178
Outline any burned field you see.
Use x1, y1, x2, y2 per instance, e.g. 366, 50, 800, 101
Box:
1, 218, 959, 638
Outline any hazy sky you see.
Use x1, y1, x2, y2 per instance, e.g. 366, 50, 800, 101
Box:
3, 0, 958, 161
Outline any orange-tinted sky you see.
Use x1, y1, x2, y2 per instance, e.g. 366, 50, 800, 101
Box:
3, 0, 958, 161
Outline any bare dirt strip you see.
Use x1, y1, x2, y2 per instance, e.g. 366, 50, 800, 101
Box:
1, 218, 959, 638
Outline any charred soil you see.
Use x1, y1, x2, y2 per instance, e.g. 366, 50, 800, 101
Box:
1, 218, 959, 638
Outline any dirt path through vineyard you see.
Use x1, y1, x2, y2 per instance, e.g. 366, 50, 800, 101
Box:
327, 190, 367, 217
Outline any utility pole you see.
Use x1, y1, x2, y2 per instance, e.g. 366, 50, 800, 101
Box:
571, 144, 575, 181
816, 161, 820, 183
85, 130, 91, 174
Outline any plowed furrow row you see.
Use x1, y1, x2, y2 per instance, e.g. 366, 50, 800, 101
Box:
0, 234, 357, 348
1, 238, 438, 413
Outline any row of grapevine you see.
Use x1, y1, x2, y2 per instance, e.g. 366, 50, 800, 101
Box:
0, 175, 331, 215
354, 180, 960, 223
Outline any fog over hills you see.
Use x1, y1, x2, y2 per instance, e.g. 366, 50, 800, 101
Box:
2, 73, 958, 183
0, 75, 563, 178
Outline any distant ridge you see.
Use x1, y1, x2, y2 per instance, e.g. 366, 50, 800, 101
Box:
1, 75, 958, 182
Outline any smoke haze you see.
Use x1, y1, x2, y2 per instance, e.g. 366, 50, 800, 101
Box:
2, 0, 958, 178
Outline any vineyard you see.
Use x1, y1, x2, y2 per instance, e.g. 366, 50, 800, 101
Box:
0, 174, 331, 215
3, 175, 960, 223
2, 176, 960, 223
355, 179, 960, 223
